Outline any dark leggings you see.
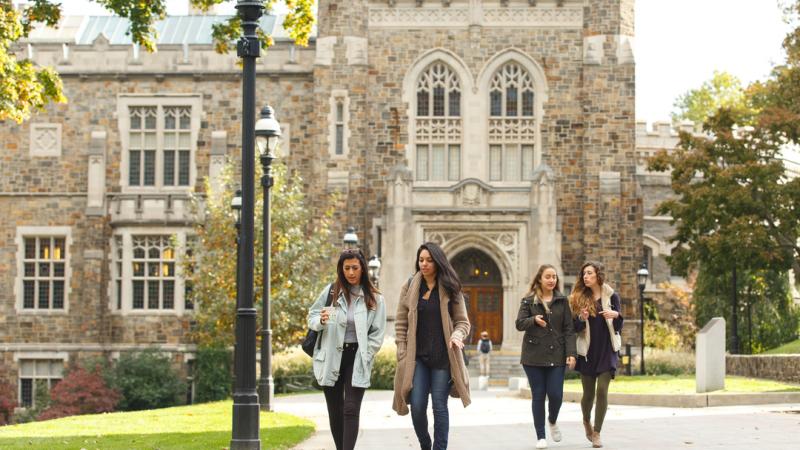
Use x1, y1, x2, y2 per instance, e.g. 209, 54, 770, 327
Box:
580, 371, 612, 432
322, 344, 365, 450
522, 365, 566, 440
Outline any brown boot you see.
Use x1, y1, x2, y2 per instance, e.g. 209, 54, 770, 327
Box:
582, 420, 593, 442
591, 431, 603, 448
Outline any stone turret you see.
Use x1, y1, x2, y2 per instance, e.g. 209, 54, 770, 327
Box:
313, 1, 373, 253
580, 0, 640, 325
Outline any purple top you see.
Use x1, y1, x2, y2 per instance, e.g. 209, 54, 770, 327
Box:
574, 293, 623, 377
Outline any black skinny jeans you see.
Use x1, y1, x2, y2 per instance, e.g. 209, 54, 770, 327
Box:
322, 343, 365, 450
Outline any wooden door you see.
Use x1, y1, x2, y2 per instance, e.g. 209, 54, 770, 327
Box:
464, 286, 503, 345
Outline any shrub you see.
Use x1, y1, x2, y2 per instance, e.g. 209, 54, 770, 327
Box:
0, 381, 15, 425
273, 347, 314, 393
109, 349, 186, 411
37, 365, 119, 421
194, 345, 232, 403
273, 338, 398, 392
645, 320, 684, 351
644, 348, 695, 375
370, 338, 397, 390
13, 381, 51, 424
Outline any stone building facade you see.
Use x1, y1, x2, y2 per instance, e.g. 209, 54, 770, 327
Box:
0, 0, 658, 406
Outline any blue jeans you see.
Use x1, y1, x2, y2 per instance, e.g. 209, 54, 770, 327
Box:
523, 365, 566, 440
410, 359, 451, 450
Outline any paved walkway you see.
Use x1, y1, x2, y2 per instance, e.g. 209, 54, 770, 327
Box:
277, 389, 799, 450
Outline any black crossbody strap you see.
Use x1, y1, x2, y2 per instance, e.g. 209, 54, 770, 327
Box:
316, 283, 336, 351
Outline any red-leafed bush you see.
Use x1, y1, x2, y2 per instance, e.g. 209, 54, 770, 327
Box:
37, 366, 120, 421
0, 381, 15, 425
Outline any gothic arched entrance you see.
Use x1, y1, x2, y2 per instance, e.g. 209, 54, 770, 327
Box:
451, 248, 503, 345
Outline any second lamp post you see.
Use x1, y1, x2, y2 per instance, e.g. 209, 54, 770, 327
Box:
637, 263, 649, 375
256, 105, 282, 412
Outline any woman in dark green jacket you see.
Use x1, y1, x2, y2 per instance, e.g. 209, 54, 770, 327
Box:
515, 264, 577, 449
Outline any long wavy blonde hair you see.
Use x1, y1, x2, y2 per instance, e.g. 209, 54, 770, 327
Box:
568, 261, 606, 318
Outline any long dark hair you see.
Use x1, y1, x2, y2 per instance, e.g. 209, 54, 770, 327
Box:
569, 261, 606, 318
334, 248, 378, 310
526, 264, 562, 299
415, 242, 462, 302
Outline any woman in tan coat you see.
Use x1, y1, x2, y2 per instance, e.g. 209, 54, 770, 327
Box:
392, 242, 470, 450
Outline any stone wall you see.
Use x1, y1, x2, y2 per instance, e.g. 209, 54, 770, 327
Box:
726, 355, 800, 384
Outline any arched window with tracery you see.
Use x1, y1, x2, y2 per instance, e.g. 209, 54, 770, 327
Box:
415, 62, 462, 181
488, 63, 536, 181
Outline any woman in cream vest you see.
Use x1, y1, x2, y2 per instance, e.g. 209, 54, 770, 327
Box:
569, 261, 623, 449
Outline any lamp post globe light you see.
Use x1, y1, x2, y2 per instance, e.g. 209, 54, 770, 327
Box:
343, 226, 359, 248
636, 263, 649, 375
255, 105, 281, 412
368, 255, 381, 287
232, 0, 265, 448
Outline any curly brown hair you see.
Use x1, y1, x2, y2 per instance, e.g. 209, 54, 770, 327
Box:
568, 261, 605, 318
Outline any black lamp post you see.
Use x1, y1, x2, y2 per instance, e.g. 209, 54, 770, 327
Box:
255, 105, 281, 412
636, 263, 649, 375
231, 0, 264, 448
368, 255, 381, 287
343, 226, 358, 249
231, 189, 242, 391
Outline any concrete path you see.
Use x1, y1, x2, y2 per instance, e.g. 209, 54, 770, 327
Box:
277, 389, 799, 450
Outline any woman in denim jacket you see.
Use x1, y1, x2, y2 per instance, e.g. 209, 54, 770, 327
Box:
307, 249, 387, 450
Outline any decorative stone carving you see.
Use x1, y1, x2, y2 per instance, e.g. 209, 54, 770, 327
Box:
583, 35, 605, 65
422, 229, 519, 273
482, 7, 582, 27
370, 7, 471, 27
30, 123, 62, 157
616, 35, 635, 65
369, 5, 582, 28
344, 36, 368, 66
315, 36, 337, 66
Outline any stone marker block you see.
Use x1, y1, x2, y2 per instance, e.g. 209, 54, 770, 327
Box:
696, 317, 726, 393
478, 375, 489, 391
508, 377, 529, 391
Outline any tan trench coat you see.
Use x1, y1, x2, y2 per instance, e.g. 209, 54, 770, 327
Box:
392, 272, 471, 416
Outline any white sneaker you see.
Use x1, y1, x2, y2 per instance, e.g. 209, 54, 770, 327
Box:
536, 438, 548, 449
549, 422, 562, 442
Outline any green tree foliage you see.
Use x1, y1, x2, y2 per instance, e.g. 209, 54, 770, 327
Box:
193, 344, 232, 403
752, 0, 800, 142
0, 0, 315, 122
648, 108, 800, 279
671, 71, 754, 127
108, 349, 186, 411
694, 269, 799, 353
185, 160, 336, 353
0, 0, 66, 123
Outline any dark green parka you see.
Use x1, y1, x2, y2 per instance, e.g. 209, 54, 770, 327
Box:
515, 293, 577, 367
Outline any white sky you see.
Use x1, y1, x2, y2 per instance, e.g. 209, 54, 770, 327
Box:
52, 0, 794, 123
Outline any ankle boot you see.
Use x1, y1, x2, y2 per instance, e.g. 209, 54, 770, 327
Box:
591, 431, 602, 448
583, 420, 593, 442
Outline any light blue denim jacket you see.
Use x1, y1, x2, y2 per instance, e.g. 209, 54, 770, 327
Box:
307, 283, 387, 388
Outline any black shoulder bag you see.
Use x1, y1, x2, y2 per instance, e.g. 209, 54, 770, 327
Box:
302, 284, 335, 357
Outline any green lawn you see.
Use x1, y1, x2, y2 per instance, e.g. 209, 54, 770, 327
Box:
0, 400, 314, 450
762, 338, 800, 354
563, 375, 800, 395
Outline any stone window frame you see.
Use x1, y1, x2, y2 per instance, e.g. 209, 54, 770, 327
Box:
477, 50, 548, 187
403, 50, 470, 187
328, 90, 350, 159
29, 123, 62, 157
13, 352, 68, 409
487, 62, 537, 182
14, 226, 73, 315
109, 227, 193, 316
414, 61, 463, 182
117, 94, 202, 194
